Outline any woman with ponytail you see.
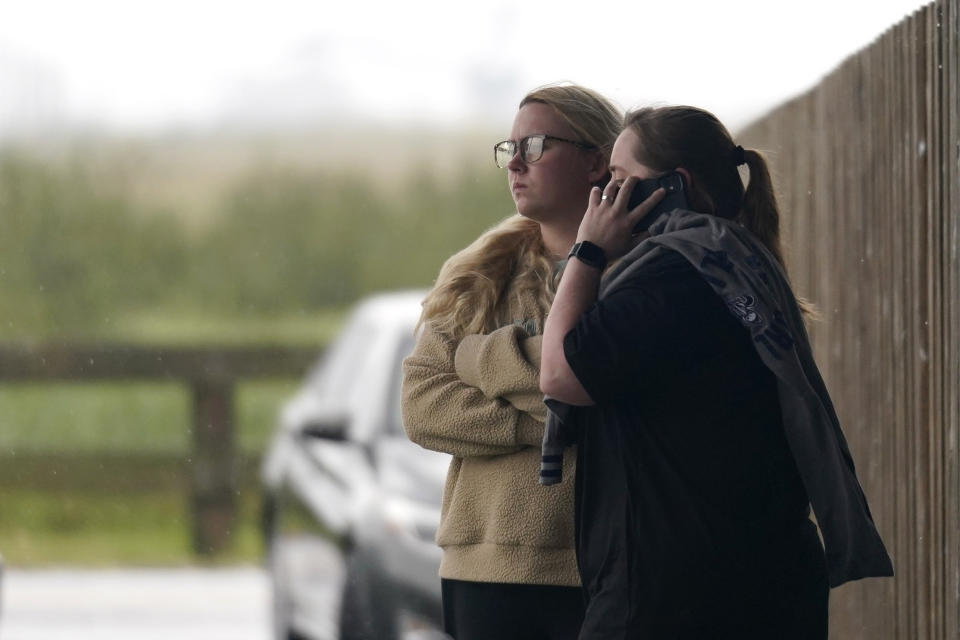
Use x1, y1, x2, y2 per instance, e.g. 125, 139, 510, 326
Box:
540, 106, 892, 639
401, 84, 622, 640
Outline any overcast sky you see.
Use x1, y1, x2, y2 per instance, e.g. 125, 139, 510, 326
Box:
0, 0, 930, 136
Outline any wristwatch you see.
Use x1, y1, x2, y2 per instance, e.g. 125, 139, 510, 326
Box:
567, 241, 607, 270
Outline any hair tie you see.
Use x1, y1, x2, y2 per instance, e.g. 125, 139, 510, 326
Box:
732, 145, 746, 167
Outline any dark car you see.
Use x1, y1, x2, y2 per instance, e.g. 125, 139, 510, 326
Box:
261, 291, 450, 640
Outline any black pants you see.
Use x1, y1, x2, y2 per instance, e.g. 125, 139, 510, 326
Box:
441, 578, 585, 640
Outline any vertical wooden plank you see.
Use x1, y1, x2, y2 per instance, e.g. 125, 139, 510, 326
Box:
895, 17, 916, 637
190, 378, 238, 555
922, 6, 944, 638
909, 11, 923, 634
942, 1, 960, 636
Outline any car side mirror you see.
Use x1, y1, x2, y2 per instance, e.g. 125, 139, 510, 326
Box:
299, 410, 350, 441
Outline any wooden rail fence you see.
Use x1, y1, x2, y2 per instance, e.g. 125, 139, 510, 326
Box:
0, 343, 319, 555
739, 0, 958, 637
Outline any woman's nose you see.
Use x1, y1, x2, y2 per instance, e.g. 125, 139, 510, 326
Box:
506, 149, 525, 172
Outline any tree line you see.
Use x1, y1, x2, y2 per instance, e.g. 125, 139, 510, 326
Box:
0, 149, 514, 340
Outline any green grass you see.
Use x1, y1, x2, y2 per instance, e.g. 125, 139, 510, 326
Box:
111, 308, 347, 346
0, 374, 305, 566
0, 382, 189, 454
0, 379, 301, 455
0, 453, 266, 566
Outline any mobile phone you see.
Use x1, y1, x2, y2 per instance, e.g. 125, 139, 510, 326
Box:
627, 171, 688, 234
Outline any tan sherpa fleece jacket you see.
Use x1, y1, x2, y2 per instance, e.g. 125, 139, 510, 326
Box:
401, 271, 579, 587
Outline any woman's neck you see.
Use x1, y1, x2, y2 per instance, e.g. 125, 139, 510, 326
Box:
539, 219, 581, 261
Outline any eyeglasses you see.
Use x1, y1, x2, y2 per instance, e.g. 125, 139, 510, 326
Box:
493, 134, 596, 168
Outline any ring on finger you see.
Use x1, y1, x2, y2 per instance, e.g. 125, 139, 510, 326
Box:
600, 194, 609, 201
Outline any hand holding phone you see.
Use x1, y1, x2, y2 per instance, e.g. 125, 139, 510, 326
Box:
627, 171, 688, 234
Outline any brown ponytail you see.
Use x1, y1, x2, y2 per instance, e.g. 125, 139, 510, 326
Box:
739, 148, 817, 317
738, 149, 785, 267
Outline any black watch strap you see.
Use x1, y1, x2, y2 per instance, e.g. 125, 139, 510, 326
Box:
567, 241, 607, 270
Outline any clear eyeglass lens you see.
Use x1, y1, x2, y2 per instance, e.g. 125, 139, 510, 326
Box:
495, 142, 516, 168
495, 135, 550, 168
522, 136, 545, 163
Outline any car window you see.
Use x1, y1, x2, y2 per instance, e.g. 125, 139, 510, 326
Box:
386, 332, 417, 436
305, 315, 376, 402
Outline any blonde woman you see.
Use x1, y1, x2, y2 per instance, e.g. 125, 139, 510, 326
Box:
401, 84, 621, 640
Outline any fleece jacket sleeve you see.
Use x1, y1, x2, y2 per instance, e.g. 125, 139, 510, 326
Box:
402, 322, 545, 457
453, 325, 547, 424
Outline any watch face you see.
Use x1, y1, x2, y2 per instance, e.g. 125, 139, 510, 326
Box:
570, 241, 605, 269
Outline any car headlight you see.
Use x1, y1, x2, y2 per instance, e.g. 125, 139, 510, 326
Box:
382, 498, 439, 545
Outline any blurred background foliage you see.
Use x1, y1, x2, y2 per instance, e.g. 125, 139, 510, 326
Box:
0, 130, 513, 565
0, 129, 513, 341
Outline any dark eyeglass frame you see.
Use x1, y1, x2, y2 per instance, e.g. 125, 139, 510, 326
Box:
493, 134, 596, 168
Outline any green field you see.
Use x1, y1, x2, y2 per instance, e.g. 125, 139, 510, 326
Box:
0, 453, 265, 566
0, 377, 303, 566
0, 309, 340, 567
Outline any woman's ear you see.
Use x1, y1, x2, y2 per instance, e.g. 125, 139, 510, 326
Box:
674, 166, 714, 214
586, 150, 609, 185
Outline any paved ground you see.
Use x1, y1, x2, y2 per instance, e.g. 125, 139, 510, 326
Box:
0, 566, 273, 640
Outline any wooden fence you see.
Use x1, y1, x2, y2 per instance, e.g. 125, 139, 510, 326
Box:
738, 0, 958, 637
0, 343, 318, 555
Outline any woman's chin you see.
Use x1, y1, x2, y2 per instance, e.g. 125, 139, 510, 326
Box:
515, 203, 546, 222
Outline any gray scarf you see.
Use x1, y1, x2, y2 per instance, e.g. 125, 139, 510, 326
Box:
540, 208, 893, 588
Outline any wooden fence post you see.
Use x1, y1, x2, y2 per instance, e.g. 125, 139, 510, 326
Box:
0, 343, 319, 558
190, 377, 237, 556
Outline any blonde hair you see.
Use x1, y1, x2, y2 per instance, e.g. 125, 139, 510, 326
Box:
623, 105, 815, 317
419, 84, 623, 340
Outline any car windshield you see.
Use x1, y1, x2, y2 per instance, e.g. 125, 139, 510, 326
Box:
304, 313, 376, 401
387, 332, 417, 436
